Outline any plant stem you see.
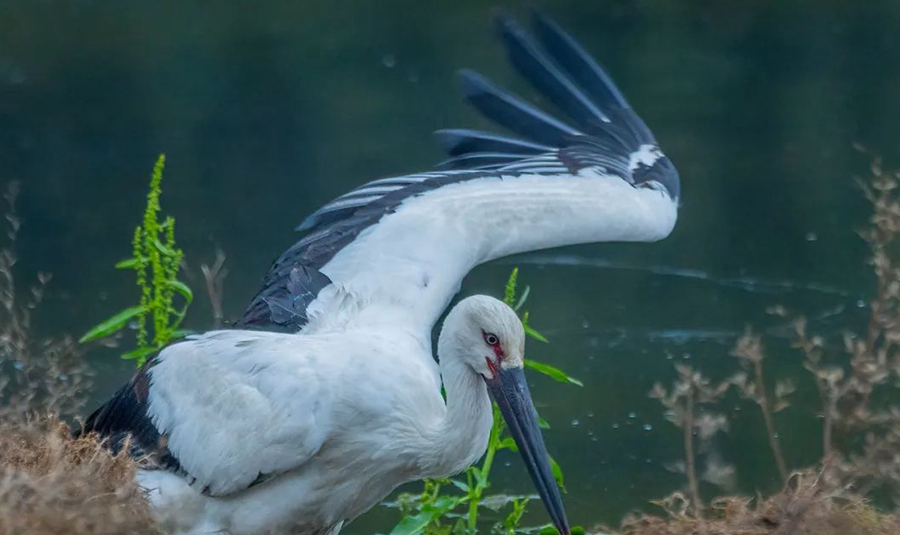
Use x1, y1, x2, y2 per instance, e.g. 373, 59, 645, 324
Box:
468, 406, 501, 532
430, 480, 443, 502
752, 359, 788, 482
823, 391, 836, 461
683, 387, 703, 517
201, 249, 227, 329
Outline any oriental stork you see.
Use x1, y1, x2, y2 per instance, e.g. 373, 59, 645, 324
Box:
81, 12, 680, 535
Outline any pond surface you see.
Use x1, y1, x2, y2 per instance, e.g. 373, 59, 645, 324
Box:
2, 0, 900, 531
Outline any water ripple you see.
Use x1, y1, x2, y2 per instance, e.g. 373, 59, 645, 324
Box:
511, 254, 852, 297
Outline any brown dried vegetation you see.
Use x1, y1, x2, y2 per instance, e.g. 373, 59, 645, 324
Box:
0, 183, 89, 422
0, 418, 159, 535
628, 160, 900, 533
0, 182, 159, 535
618, 471, 900, 534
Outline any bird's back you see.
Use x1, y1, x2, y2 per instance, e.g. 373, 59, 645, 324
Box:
82, 327, 444, 533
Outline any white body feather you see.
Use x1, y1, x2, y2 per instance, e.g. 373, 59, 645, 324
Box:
142, 327, 490, 534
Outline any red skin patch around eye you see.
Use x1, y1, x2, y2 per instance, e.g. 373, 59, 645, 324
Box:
485, 357, 499, 378
481, 330, 505, 359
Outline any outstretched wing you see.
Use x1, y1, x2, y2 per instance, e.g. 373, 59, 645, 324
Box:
236, 13, 680, 334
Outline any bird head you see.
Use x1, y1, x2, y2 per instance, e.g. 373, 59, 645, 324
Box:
443, 295, 525, 378
442, 295, 570, 535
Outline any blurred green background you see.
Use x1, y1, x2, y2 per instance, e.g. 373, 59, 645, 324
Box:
2, 0, 899, 531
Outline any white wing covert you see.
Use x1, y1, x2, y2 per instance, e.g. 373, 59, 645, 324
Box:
146, 331, 333, 496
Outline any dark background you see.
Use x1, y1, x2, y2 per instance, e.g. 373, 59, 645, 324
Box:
2, 0, 899, 530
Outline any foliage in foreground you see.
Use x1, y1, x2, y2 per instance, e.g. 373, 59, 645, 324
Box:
0, 181, 159, 535
79, 154, 192, 366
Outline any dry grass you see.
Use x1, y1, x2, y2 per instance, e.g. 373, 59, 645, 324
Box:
0, 418, 159, 535
614, 471, 900, 535
0, 181, 159, 535
627, 159, 900, 533
0, 182, 89, 422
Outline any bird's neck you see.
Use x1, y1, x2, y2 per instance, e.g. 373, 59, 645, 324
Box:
418, 352, 493, 478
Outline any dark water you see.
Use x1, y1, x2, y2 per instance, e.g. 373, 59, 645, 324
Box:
2, 0, 899, 531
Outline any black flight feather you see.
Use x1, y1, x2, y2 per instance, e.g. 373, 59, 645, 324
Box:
531, 11, 630, 111
435, 129, 553, 156
458, 69, 580, 147
494, 14, 607, 128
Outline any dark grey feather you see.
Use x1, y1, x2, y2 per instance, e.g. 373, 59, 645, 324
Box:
435, 129, 553, 156
436, 152, 537, 170
495, 14, 608, 127
78, 362, 185, 475
458, 69, 580, 146
531, 11, 630, 110
235, 265, 333, 330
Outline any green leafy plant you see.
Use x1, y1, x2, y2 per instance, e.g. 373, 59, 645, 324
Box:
79, 155, 192, 366
388, 268, 582, 535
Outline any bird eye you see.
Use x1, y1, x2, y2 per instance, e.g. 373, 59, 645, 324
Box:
483, 332, 500, 346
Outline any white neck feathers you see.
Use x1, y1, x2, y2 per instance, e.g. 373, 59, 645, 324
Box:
415, 306, 493, 478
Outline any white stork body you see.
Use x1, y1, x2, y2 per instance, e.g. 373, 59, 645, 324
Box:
136, 327, 485, 535
82, 13, 682, 535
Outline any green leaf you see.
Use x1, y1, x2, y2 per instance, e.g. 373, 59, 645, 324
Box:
115, 257, 144, 269
166, 279, 194, 303
498, 437, 519, 452
430, 496, 461, 510
450, 480, 470, 493
153, 238, 177, 256
390, 511, 435, 535
513, 285, 531, 311
121, 346, 156, 362
451, 518, 468, 535
504, 267, 518, 307
538, 416, 551, 429
79, 306, 145, 343
390, 496, 462, 535
537, 525, 586, 535
524, 360, 582, 386
170, 329, 193, 340
503, 497, 530, 532
524, 323, 549, 343
469, 466, 488, 488
549, 456, 566, 493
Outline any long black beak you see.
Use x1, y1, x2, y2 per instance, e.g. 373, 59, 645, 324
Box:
486, 366, 570, 535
